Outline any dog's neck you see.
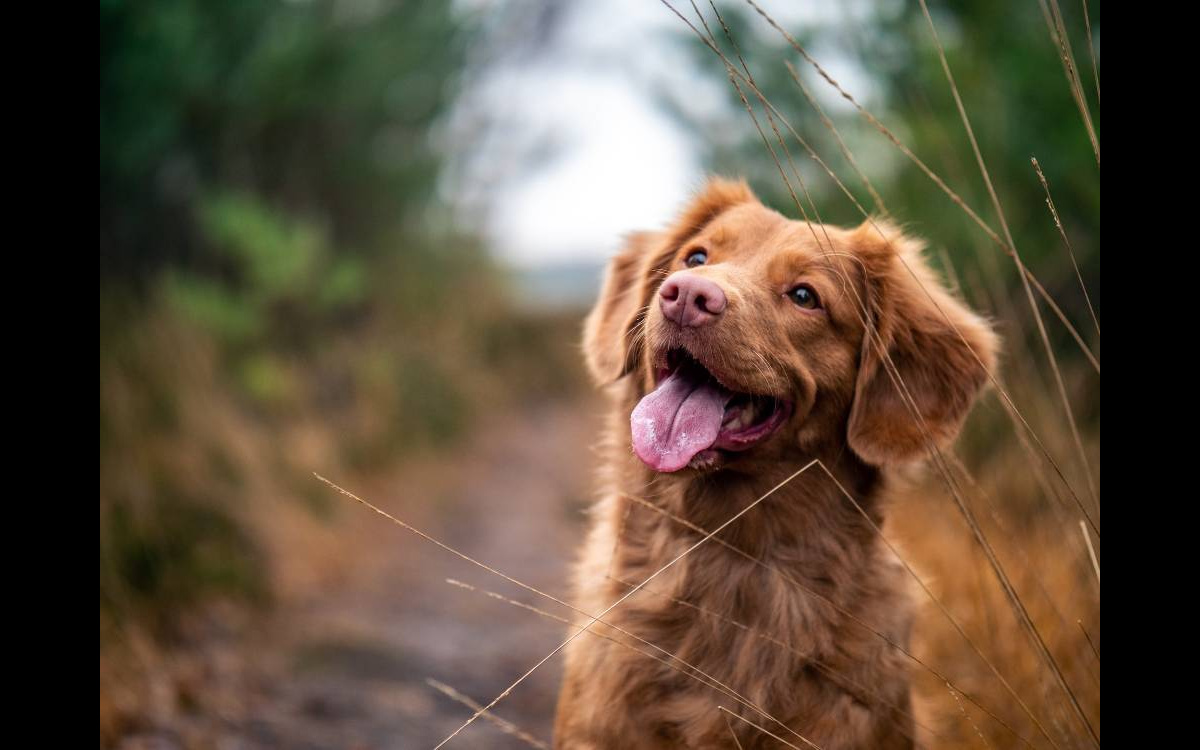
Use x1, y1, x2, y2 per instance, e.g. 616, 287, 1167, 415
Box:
617, 437, 886, 565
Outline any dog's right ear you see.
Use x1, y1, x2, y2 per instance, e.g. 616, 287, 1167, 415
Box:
582, 231, 659, 384
845, 221, 1000, 464
582, 177, 757, 385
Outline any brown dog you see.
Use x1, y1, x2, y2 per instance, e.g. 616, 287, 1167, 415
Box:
553, 178, 998, 749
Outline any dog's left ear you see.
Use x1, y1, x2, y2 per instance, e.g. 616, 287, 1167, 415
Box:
846, 221, 999, 465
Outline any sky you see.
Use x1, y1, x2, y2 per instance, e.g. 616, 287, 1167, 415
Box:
442, 0, 880, 271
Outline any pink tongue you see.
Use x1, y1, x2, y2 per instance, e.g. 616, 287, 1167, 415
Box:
631, 366, 732, 472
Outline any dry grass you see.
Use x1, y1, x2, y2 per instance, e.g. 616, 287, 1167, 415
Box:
674, 4, 1099, 746
892, 402, 1099, 749
99, 1, 1097, 747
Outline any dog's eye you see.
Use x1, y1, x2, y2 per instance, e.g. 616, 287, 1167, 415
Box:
684, 250, 708, 268
787, 284, 820, 310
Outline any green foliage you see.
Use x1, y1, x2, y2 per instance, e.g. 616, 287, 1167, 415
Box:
98, 0, 596, 647
100, 497, 268, 633
99, 0, 490, 637
201, 192, 325, 299
163, 273, 264, 346
480, 311, 592, 402
236, 352, 301, 409
390, 353, 467, 448
172, 194, 352, 327
100, 0, 475, 281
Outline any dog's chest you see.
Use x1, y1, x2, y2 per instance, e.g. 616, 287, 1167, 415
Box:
596, 537, 869, 745
609, 531, 844, 679
568, 486, 914, 748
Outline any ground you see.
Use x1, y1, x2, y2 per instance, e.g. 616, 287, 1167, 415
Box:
105, 391, 1099, 750
116, 399, 601, 750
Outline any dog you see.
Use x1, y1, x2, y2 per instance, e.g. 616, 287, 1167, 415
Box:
552, 177, 998, 749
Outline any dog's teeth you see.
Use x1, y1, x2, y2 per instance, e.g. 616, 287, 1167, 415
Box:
751, 398, 772, 422
723, 404, 752, 431
722, 396, 780, 433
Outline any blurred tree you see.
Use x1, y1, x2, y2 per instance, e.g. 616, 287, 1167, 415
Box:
100, 0, 473, 286
99, 0, 503, 636
98, 0, 505, 416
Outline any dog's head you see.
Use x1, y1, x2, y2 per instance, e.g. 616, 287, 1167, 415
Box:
584, 177, 999, 473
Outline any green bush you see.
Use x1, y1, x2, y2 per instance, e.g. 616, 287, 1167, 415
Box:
100, 496, 267, 633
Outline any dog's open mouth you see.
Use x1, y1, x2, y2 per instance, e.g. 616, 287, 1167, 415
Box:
630, 349, 791, 472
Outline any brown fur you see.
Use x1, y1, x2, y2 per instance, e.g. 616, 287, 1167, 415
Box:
554, 178, 998, 749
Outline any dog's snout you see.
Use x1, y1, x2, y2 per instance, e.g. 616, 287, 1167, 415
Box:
659, 272, 727, 328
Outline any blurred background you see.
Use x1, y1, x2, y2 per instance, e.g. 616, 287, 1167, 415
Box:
100, 0, 1099, 748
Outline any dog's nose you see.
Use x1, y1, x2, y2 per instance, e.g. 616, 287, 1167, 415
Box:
659, 272, 727, 328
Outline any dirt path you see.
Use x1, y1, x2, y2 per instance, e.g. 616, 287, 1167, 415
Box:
142, 399, 603, 750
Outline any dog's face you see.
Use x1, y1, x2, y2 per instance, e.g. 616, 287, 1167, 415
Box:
584, 177, 999, 473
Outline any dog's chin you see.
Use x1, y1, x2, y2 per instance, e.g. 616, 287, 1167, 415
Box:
630, 346, 794, 474
684, 448, 725, 472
